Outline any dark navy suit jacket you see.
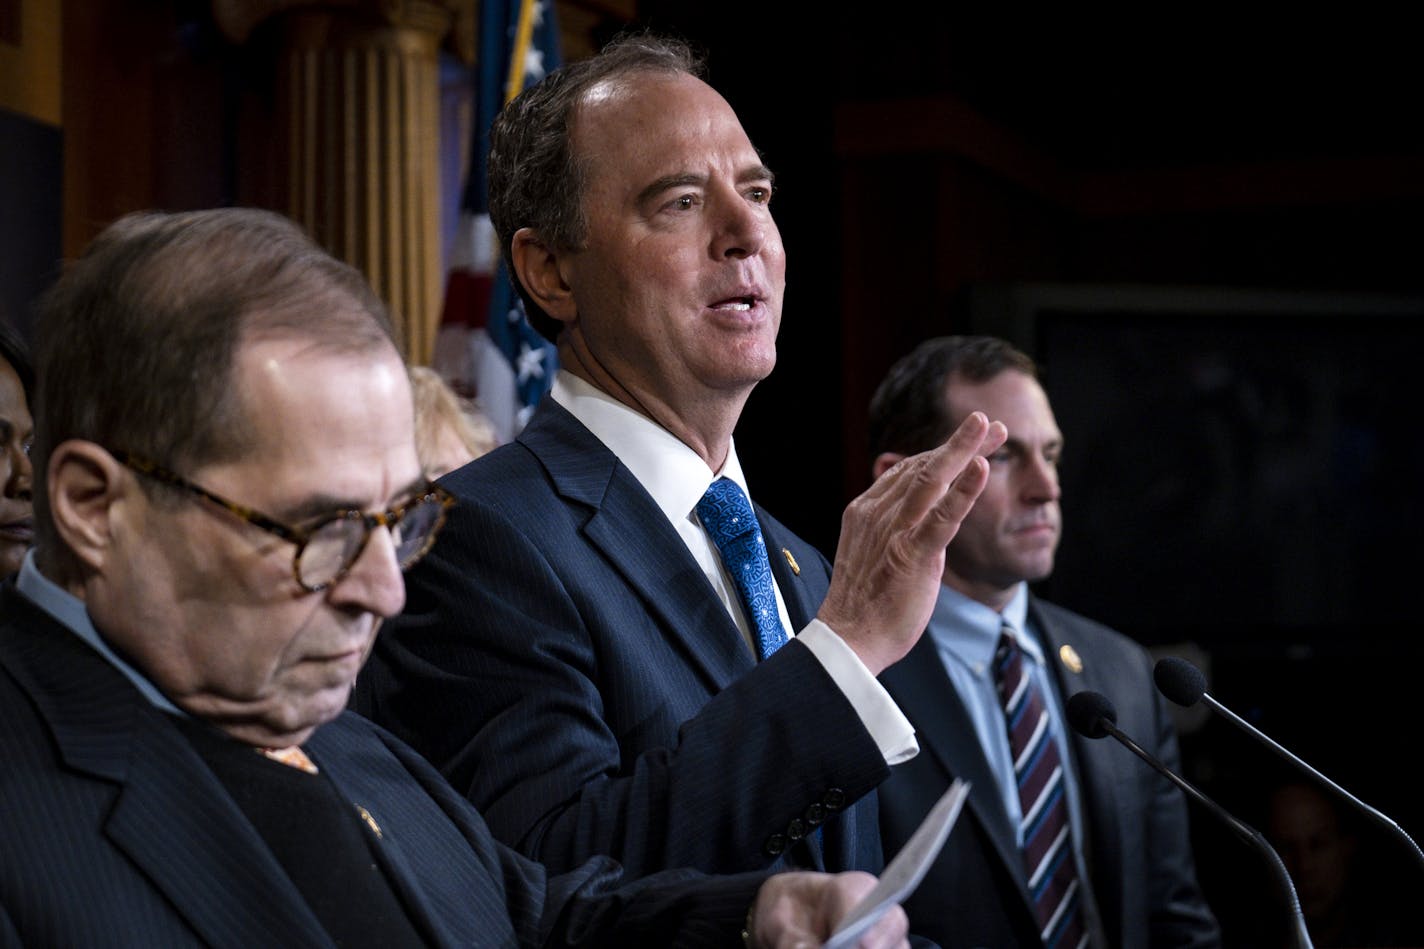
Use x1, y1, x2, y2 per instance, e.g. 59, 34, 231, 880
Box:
878, 595, 1221, 949
0, 586, 763, 948
355, 398, 889, 878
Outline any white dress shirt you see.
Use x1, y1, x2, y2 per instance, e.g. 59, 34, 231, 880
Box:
551, 371, 917, 764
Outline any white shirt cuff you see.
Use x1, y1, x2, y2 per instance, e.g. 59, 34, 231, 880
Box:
795, 619, 920, 765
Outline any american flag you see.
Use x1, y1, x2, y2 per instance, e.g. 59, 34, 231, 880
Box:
433, 0, 561, 445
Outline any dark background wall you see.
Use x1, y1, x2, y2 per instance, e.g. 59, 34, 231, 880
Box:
0, 108, 61, 335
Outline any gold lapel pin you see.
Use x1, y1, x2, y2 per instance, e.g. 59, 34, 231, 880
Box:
355, 804, 383, 839
782, 548, 800, 575
1059, 644, 1084, 674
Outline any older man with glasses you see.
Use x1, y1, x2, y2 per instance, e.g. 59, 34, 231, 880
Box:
0, 207, 909, 949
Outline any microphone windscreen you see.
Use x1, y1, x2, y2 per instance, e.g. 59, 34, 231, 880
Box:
1154, 656, 1207, 708
1067, 690, 1117, 739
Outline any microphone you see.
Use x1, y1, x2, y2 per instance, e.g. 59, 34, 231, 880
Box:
1067, 690, 1313, 949
1154, 656, 1424, 876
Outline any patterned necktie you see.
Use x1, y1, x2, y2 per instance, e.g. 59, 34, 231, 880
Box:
697, 477, 787, 660
994, 625, 1087, 949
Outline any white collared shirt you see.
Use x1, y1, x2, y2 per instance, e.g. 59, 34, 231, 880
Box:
551, 371, 917, 764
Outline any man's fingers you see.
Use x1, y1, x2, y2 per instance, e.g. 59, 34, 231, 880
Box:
912, 450, 993, 551
859, 411, 991, 504
819, 414, 1006, 672
905, 418, 1005, 553
888, 416, 1004, 540
749, 871, 885, 949
857, 905, 909, 949
898, 415, 1003, 523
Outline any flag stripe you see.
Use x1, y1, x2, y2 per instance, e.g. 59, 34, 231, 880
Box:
434, 0, 561, 444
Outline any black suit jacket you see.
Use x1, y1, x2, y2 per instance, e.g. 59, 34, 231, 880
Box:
355, 398, 889, 877
878, 594, 1220, 949
0, 586, 763, 948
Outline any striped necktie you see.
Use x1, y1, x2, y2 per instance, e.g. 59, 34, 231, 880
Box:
697, 477, 787, 660
994, 625, 1087, 949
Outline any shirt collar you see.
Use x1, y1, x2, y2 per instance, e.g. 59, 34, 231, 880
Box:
927, 581, 1041, 673
550, 370, 752, 523
16, 549, 184, 715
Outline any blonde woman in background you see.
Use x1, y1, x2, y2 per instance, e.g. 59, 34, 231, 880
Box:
408, 365, 497, 480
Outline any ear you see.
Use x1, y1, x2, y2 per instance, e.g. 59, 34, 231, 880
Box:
871, 451, 906, 481
509, 227, 577, 324
47, 440, 129, 574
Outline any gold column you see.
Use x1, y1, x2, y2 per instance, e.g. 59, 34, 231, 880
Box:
0, 0, 62, 126
214, 0, 473, 363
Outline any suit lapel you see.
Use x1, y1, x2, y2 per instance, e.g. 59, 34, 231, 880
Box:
760, 512, 818, 630
314, 746, 455, 948
1031, 599, 1117, 947
3, 594, 331, 949
886, 634, 1034, 908
518, 401, 753, 692
1033, 599, 1124, 855
104, 727, 334, 949
760, 513, 829, 868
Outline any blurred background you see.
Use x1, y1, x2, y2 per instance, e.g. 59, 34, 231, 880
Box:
6, 3, 1423, 941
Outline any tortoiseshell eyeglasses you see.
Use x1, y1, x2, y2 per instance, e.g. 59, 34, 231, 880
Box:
110, 448, 454, 592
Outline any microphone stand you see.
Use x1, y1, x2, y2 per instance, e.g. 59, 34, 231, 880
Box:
1197, 689, 1424, 878
1069, 688, 1314, 949
1097, 716, 1313, 949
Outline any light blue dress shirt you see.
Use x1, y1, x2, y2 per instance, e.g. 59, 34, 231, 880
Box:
16, 549, 182, 715
924, 582, 1091, 880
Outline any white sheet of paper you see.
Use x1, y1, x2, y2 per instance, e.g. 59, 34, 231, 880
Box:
821, 778, 970, 949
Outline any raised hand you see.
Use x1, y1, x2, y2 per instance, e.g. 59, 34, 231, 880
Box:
818, 411, 1007, 674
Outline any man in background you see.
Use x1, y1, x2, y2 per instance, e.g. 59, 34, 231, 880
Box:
0, 206, 907, 948
868, 335, 1220, 948
1264, 777, 1423, 947
355, 32, 1003, 887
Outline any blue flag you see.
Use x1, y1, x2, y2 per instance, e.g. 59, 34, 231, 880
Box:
434, 0, 561, 444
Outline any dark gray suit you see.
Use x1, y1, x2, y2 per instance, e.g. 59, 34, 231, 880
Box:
0, 585, 763, 948
355, 398, 889, 878
878, 595, 1220, 949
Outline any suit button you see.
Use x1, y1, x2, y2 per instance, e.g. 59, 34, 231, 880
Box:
822, 788, 846, 811
764, 833, 787, 856
804, 802, 826, 826
786, 819, 806, 841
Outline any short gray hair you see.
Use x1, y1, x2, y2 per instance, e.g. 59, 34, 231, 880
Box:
33, 207, 397, 571
487, 31, 703, 341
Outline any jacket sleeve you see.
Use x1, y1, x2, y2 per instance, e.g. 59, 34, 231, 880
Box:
354, 492, 888, 877
372, 719, 769, 949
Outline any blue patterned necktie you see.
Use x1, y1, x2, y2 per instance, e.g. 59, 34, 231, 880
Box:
994, 624, 1087, 949
697, 477, 787, 660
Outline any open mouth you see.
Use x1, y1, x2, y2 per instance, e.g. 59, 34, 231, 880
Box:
711, 296, 756, 312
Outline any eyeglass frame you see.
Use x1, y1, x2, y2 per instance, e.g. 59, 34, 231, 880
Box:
108, 447, 455, 593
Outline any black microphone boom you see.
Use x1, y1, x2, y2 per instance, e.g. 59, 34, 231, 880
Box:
1154, 656, 1424, 876
1066, 690, 1314, 949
